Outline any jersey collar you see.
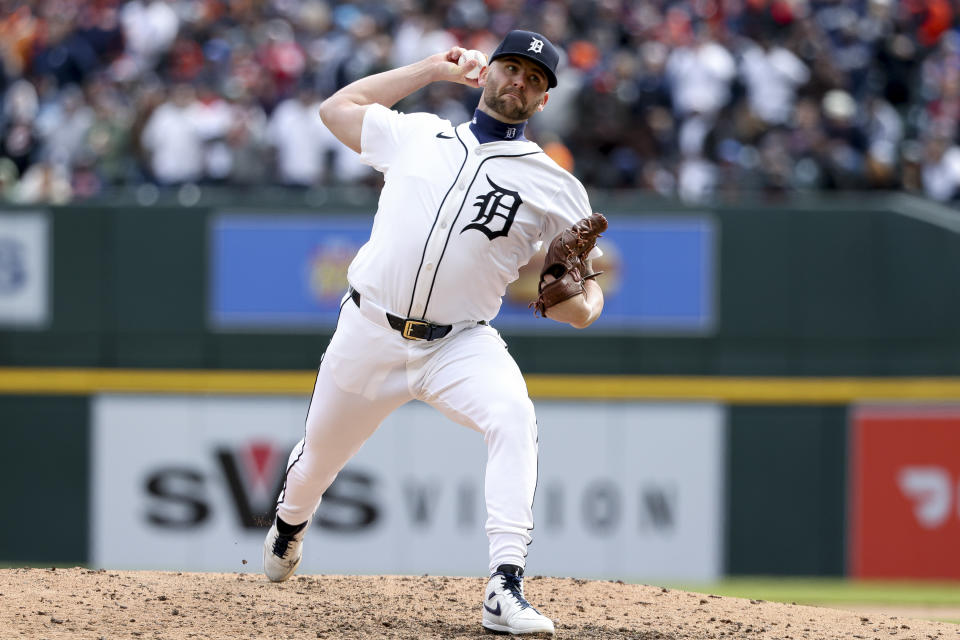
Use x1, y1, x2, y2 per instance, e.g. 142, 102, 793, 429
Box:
468, 109, 527, 144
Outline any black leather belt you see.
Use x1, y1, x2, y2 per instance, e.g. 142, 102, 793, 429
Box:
350, 288, 453, 341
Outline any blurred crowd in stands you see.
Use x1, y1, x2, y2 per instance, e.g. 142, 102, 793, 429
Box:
0, 0, 958, 204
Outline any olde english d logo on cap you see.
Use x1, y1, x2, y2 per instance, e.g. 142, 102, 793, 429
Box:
528, 38, 544, 54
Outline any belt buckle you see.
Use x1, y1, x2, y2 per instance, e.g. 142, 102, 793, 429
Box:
402, 319, 429, 340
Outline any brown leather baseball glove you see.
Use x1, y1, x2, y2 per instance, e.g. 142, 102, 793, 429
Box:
531, 212, 607, 317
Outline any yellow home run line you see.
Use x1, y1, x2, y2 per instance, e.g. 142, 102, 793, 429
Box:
1, 368, 960, 403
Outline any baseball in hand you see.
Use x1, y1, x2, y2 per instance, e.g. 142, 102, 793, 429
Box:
457, 49, 487, 80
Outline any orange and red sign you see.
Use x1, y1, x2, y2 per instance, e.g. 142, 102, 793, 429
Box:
850, 406, 960, 578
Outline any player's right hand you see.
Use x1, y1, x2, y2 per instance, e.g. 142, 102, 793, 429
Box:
433, 46, 482, 89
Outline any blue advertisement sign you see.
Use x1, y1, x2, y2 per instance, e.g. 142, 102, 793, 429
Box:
209, 214, 368, 329
209, 213, 716, 334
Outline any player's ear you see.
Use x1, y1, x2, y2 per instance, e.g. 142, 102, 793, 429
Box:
478, 64, 489, 87
537, 91, 549, 112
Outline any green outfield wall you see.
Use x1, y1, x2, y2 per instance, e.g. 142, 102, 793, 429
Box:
1, 192, 959, 373
0, 395, 89, 563
726, 405, 848, 576
1, 192, 959, 575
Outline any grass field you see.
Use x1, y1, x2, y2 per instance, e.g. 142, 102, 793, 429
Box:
667, 577, 960, 623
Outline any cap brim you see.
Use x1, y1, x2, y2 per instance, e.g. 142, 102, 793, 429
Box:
490, 52, 558, 88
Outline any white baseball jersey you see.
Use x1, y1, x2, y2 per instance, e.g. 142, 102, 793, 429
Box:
348, 103, 596, 325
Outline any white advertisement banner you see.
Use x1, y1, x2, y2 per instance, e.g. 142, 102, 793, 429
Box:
0, 211, 50, 327
92, 396, 725, 581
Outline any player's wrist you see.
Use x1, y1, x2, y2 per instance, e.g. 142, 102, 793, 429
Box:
421, 51, 456, 83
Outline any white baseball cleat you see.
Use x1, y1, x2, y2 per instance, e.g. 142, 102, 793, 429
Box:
481, 565, 555, 636
262, 518, 308, 583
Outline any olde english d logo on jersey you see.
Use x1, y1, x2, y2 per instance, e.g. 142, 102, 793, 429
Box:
461, 176, 522, 240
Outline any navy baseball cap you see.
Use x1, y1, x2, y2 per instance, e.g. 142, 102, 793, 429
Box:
489, 30, 559, 88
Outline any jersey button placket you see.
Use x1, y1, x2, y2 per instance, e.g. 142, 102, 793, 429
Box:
411, 177, 456, 317
411, 152, 477, 319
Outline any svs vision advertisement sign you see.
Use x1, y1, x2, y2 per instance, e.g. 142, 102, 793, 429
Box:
92, 395, 725, 580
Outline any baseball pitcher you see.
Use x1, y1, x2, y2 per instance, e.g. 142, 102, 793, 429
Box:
263, 30, 606, 636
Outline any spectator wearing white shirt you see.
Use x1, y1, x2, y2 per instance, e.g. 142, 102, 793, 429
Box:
266, 87, 333, 187
120, 0, 179, 75
665, 26, 736, 120
740, 36, 810, 127
1, 79, 41, 176
921, 133, 960, 202
36, 85, 94, 169
207, 97, 269, 187
141, 83, 206, 185
665, 22, 735, 201
864, 96, 903, 187
191, 84, 239, 182
267, 86, 371, 186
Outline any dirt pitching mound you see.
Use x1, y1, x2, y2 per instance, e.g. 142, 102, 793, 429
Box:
0, 567, 955, 639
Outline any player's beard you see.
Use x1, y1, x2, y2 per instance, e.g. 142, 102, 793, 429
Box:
483, 87, 541, 122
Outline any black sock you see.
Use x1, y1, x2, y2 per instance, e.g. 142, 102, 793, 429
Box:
276, 516, 307, 536
496, 564, 523, 578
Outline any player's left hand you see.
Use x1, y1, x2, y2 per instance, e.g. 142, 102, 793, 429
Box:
531, 213, 607, 320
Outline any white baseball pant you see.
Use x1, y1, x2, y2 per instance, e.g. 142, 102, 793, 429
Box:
275, 290, 539, 573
